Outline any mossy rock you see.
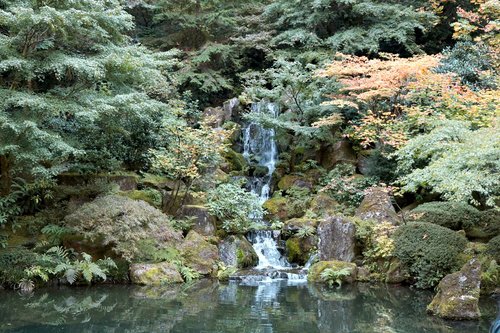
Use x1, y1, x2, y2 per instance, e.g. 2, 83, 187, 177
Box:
355, 187, 398, 224
309, 193, 339, 217
385, 258, 410, 284
139, 173, 182, 191
263, 197, 289, 220
308, 260, 357, 284
180, 231, 219, 276
178, 205, 216, 236
283, 217, 319, 233
129, 262, 183, 285
223, 149, 247, 172
286, 236, 317, 265
278, 175, 312, 191
427, 259, 482, 320
120, 189, 163, 209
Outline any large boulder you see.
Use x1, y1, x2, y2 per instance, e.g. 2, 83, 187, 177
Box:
320, 141, 357, 169
130, 262, 183, 285
180, 231, 219, 276
218, 235, 258, 268
283, 217, 319, 233
308, 260, 357, 284
318, 217, 356, 262
355, 187, 399, 224
179, 205, 216, 236
278, 175, 312, 191
309, 193, 339, 218
427, 259, 482, 320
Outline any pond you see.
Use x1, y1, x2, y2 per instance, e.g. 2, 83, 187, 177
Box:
0, 280, 497, 333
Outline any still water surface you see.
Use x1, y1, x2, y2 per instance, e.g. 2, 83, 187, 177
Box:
0, 280, 497, 333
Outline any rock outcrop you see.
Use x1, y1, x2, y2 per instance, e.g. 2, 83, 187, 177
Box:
355, 187, 399, 224
130, 262, 183, 285
318, 216, 356, 262
180, 231, 219, 276
308, 260, 357, 284
218, 235, 258, 268
427, 259, 482, 320
179, 205, 216, 236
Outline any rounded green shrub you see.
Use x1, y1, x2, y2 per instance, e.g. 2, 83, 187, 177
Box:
487, 235, 500, 262
0, 247, 39, 286
393, 222, 467, 289
409, 202, 481, 231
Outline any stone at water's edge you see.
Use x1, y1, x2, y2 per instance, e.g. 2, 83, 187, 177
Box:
308, 261, 357, 284
218, 235, 258, 269
427, 259, 482, 320
286, 235, 317, 266
179, 205, 216, 236
318, 216, 356, 262
180, 231, 219, 276
355, 186, 399, 224
130, 262, 184, 285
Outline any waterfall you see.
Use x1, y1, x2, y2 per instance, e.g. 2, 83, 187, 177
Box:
243, 101, 290, 270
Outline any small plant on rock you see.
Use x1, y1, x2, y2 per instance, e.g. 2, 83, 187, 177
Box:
320, 267, 352, 288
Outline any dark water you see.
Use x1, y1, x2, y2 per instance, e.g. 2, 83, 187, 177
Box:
0, 280, 497, 333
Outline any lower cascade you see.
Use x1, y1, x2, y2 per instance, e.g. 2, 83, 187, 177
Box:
235, 101, 309, 284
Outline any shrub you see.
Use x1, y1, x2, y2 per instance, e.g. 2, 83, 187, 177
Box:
393, 222, 467, 289
206, 183, 263, 233
409, 202, 482, 231
487, 235, 500, 262
0, 247, 39, 287
64, 195, 183, 261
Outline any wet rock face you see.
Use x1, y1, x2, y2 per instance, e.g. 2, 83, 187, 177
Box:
178, 205, 216, 236
427, 259, 482, 320
218, 235, 258, 269
355, 187, 399, 224
318, 216, 356, 262
130, 262, 183, 285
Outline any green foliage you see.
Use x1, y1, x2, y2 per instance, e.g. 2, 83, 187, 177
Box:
436, 41, 498, 89
217, 262, 237, 282
0, 247, 40, 287
353, 218, 396, 272
264, 0, 435, 55
395, 120, 500, 208
320, 164, 378, 213
487, 235, 500, 262
320, 267, 352, 288
296, 225, 316, 239
481, 260, 500, 294
207, 183, 263, 233
393, 222, 468, 289
64, 195, 182, 261
409, 202, 482, 231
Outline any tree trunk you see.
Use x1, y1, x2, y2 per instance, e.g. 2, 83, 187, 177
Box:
0, 155, 12, 196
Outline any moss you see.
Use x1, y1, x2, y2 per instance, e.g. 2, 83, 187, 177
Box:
393, 222, 468, 289
223, 149, 247, 172
286, 238, 302, 263
409, 202, 482, 232
308, 260, 357, 283
286, 236, 316, 265
120, 189, 162, 208
278, 175, 300, 191
263, 197, 288, 218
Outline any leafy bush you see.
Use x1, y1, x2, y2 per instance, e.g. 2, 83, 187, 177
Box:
487, 235, 500, 262
64, 195, 183, 261
436, 41, 497, 89
409, 202, 482, 231
0, 247, 40, 287
207, 183, 263, 233
395, 120, 500, 208
353, 218, 396, 272
393, 222, 467, 289
320, 163, 378, 213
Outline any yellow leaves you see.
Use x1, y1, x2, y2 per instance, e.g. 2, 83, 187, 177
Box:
312, 113, 343, 128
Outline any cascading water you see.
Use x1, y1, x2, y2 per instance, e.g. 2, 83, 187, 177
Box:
242, 101, 291, 270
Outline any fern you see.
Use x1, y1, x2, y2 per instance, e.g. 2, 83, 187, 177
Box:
320, 267, 352, 288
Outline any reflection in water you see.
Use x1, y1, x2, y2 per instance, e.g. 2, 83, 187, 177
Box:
0, 281, 497, 333
491, 297, 500, 333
